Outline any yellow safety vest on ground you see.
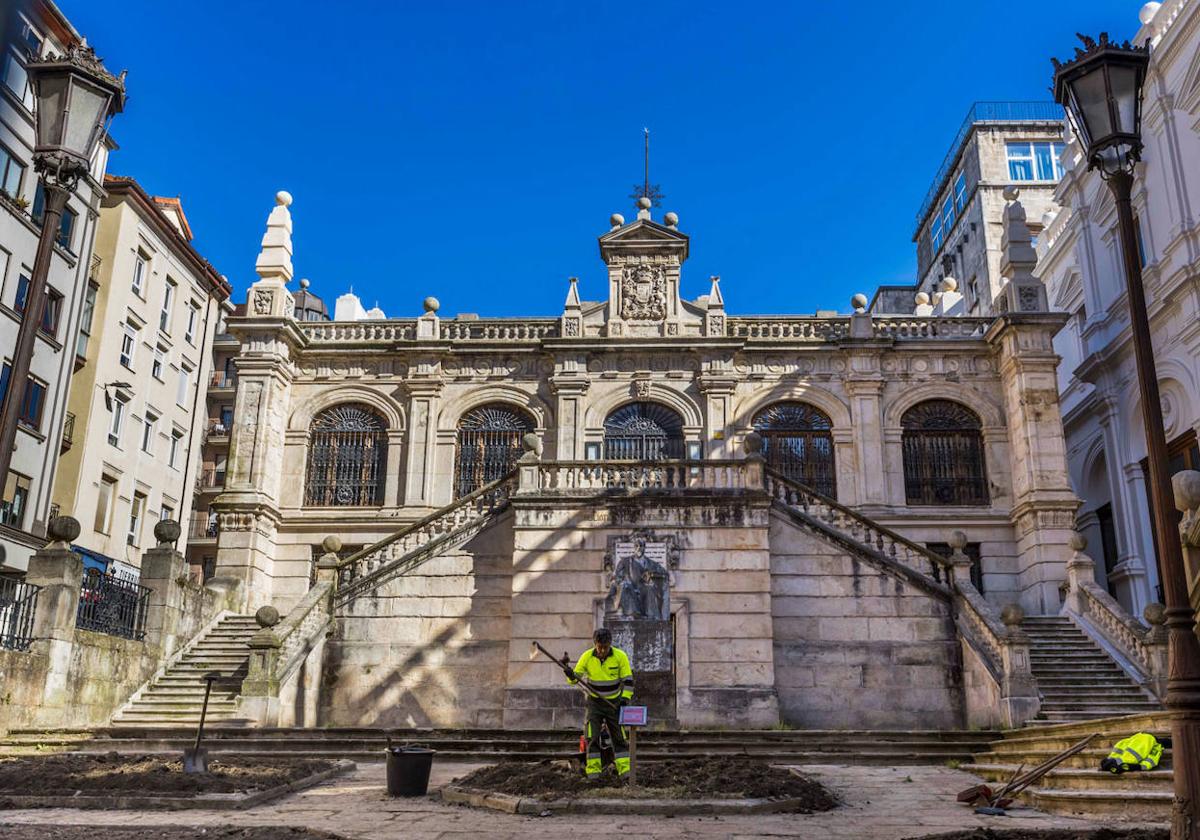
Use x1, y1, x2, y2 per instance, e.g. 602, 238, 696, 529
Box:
1104, 732, 1163, 772
569, 646, 634, 701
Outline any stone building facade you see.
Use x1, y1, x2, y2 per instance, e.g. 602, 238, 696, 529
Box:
1037, 0, 1200, 616
194, 190, 1086, 730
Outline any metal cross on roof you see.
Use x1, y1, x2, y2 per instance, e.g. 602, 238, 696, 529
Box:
629, 127, 664, 210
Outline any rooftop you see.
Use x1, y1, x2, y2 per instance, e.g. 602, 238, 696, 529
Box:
912, 101, 1064, 238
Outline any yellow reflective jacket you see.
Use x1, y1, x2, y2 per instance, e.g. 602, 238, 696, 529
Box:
1106, 732, 1163, 771
569, 646, 634, 701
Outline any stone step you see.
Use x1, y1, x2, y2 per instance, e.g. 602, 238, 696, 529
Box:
962, 763, 1171, 792
1036, 710, 1162, 722
1039, 699, 1163, 711
123, 698, 240, 710
1024, 787, 1171, 819
972, 747, 1172, 771
1037, 689, 1154, 699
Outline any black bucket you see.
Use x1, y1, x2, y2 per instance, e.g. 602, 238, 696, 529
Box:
386, 744, 435, 797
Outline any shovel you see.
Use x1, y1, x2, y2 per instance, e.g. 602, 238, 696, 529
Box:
183, 670, 222, 774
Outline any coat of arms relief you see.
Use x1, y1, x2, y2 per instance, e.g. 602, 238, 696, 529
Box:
620, 263, 668, 321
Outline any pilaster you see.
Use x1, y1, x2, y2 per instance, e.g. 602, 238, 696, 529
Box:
550, 358, 589, 461
404, 375, 445, 507
844, 372, 885, 506
698, 366, 737, 460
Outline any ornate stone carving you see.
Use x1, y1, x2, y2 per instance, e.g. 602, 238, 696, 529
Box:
632, 379, 652, 398
708, 314, 725, 336
253, 289, 274, 316
620, 263, 667, 321
666, 322, 679, 336
1018, 285, 1041, 311
563, 317, 580, 337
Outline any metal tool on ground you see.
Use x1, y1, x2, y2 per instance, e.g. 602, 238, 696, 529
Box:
183, 670, 222, 774
530, 640, 620, 710
957, 733, 1097, 815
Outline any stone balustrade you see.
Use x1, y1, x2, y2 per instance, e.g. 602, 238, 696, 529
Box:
299, 320, 418, 344
529, 459, 754, 494
726, 317, 850, 341
871, 317, 992, 339
439, 320, 559, 341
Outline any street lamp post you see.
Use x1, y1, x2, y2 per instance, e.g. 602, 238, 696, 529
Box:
0, 44, 124, 517
1054, 33, 1200, 838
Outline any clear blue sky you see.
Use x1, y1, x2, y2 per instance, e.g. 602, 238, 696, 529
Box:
68, 0, 1137, 318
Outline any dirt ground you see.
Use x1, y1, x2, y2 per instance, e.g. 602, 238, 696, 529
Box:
0, 753, 336, 796
0, 828, 347, 840
909, 830, 1169, 840
452, 756, 840, 809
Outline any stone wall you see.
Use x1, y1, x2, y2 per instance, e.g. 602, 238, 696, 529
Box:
769, 510, 964, 729
959, 637, 1004, 730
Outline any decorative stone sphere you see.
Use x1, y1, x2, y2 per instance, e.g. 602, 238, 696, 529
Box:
322, 535, 343, 554
299, 278, 310, 290
255, 605, 281, 628
664, 211, 679, 227
743, 431, 764, 456
915, 292, 931, 306
1000, 603, 1025, 626
1041, 211, 1057, 228
1068, 531, 1088, 552
521, 432, 542, 454
948, 530, 968, 551
1143, 602, 1167, 625
48, 515, 81, 543
610, 213, 625, 227
1002, 185, 1020, 202
637, 196, 652, 210
422, 296, 440, 314
275, 190, 293, 207
154, 519, 181, 545
1172, 470, 1200, 513
850, 293, 869, 312
1139, 2, 1162, 24
939, 277, 958, 293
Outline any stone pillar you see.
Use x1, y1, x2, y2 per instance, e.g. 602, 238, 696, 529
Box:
140, 520, 189, 659
1063, 531, 1097, 616
698, 369, 737, 460
314, 536, 340, 609
987, 312, 1080, 614
403, 376, 445, 507
845, 375, 885, 507
515, 434, 542, 495
240, 604, 282, 726
1096, 394, 1153, 611
550, 364, 588, 461
1143, 602, 1169, 700
24, 517, 84, 721
997, 604, 1041, 727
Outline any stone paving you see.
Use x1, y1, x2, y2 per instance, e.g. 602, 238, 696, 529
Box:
0, 761, 1166, 839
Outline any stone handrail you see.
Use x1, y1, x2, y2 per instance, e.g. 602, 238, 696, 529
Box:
764, 467, 954, 587
726, 317, 849, 341
871, 317, 992, 339
439, 320, 559, 341
334, 471, 517, 605
534, 460, 751, 493
951, 576, 1009, 683
299, 321, 418, 344
1063, 534, 1168, 697
274, 581, 333, 686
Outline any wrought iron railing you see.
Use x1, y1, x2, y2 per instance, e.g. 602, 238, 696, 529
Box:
0, 577, 41, 651
76, 570, 150, 641
188, 514, 219, 539
196, 467, 226, 489
207, 420, 230, 437
335, 471, 517, 605
61, 410, 75, 451
209, 371, 237, 389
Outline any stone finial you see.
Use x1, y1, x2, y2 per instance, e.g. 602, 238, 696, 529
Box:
322, 535, 343, 555
743, 431, 764, 456
939, 277, 958, 294
1068, 530, 1088, 551
521, 432, 543, 457
610, 213, 625, 229
948, 530, 968, 551
563, 276, 581, 309
154, 519, 181, 546
664, 211, 679, 229
423, 296, 440, 314
1173, 470, 1200, 512
299, 278, 310, 290
915, 292, 930, 306
636, 196, 652, 221
255, 605, 281, 628
1143, 602, 1167, 626
1000, 603, 1025, 627
998, 187, 1046, 312
47, 515, 80, 547
850, 293, 869, 314
253, 190, 294, 284
708, 275, 724, 307
1140, 2, 1162, 25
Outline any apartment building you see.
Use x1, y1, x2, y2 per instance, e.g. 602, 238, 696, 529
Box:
51, 176, 229, 577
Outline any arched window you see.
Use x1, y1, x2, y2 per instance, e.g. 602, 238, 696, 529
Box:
603, 402, 685, 460
752, 402, 836, 498
901, 400, 989, 506
304, 404, 387, 506
455, 403, 534, 497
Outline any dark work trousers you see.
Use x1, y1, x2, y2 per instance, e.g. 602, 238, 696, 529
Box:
584, 698, 629, 777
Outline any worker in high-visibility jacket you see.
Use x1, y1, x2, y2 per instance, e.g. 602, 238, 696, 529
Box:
568, 627, 634, 780
1100, 732, 1163, 773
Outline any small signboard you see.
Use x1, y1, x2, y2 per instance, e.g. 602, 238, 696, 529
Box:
619, 705, 648, 726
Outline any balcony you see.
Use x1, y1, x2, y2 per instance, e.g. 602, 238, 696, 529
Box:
195, 467, 227, 492
188, 513, 219, 541
205, 420, 230, 445
209, 371, 237, 391
60, 411, 75, 453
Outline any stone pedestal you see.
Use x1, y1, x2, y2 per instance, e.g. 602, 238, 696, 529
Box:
23, 517, 84, 719
140, 521, 189, 659
609, 618, 674, 723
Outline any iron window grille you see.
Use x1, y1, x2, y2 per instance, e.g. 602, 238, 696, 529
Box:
602, 401, 686, 461
0, 576, 40, 651
76, 569, 150, 641
455, 403, 534, 498
901, 400, 990, 506
304, 404, 387, 506
752, 402, 837, 499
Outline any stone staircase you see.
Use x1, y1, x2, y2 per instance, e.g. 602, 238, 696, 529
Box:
1022, 616, 1162, 724
962, 711, 1173, 819
111, 614, 258, 726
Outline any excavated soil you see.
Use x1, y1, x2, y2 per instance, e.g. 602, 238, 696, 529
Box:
909, 830, 1169, 840
453, 756, 839, 808
0, 753, 336, 797
0, 828, 347, 840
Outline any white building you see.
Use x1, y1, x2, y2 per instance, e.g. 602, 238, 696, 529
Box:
50, 176, 229, 578
0, 3, 116, 574
1037, 0, 1200, 614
